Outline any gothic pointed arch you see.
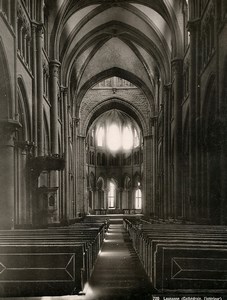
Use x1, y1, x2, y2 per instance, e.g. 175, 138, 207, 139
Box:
89, 171, 95, 190
14, 76, 33, 226
133, 172, 141, 188
43, 111, 50, 156
0, 38, 13, 119
123, 174, 131, 189
76, 67, 154, 111
50, 0, 183, 61
17, 76, 32, 142
83, 97, 148, 137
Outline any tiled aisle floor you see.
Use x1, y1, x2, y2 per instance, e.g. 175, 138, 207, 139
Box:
84, 222, 153, 300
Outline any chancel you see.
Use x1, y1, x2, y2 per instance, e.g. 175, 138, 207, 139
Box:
0, 0, 227, 299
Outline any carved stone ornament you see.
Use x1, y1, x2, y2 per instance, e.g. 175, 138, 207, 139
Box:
74, 117, 80, 127
15, 140, 35, 155
171, 58, 183, 75
36, 23, 44, 37
0, 119, 22, 146
50, 60, 61, 78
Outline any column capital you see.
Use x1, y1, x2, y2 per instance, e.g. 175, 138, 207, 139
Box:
73, 117, 80, 127
154, 69, 160, 82
0, 119, 21, 146
163, 83, 172, 91
77, 134, 86, 139
144, 134, 153, 140
50, 60, 61, 77
187, 19, 200, 33
31, 21, 39, 33
15, 140, 35, 154
61, 86, 68, 95
50, 59, 61, 67
171, 58, 183, 75
163, 83, 171, 105
35, 22, 44, 36
150, 116, 157, 126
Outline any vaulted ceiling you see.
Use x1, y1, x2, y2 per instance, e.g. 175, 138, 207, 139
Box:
48, 0, 184, 119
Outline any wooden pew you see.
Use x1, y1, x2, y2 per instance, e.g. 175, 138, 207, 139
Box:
123, 218, 227, 293
0, 222, 107, 297
0, 242, 85, 296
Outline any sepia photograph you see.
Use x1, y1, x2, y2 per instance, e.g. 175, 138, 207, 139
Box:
0, 0, 227, 299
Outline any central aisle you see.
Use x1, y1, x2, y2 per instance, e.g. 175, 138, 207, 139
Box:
85, 220, 153, 300
5, 220, 153, 300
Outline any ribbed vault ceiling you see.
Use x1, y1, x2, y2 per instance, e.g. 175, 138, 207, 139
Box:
48, 0, 184, 118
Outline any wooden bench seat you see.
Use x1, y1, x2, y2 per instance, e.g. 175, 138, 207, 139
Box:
124, 218, 227, 293
0, 243, 84, 296
0, 233, 100, 280
0, 222, 107, 297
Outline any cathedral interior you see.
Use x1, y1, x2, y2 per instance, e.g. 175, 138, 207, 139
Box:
0, 0, 227, 299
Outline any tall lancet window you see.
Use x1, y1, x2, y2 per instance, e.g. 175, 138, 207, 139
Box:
134, 128, 140, 148
108, 181, 116, 208
93, 109, 141, 153
122, 126, 133, 150
107, 123, 121, 151
97, 126, 104, 147
135, 184, 142, 209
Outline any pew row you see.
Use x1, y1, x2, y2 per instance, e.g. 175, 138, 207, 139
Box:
0, 222, 107, 297
124, 218, 227, 293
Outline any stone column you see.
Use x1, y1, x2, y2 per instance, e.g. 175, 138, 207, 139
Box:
49, 60, 61, 222
18, 146, 27, 225
49, 60, 61, 155
105, 188, 108, 210
62, 87, 69, 220
144, 134, 153, 216
27, 36, 31, 68
153, 74, 160, 217
36, 24, 44, 156
11, 0, 16, 29
19, 26, 23, 55
0, 120, 20, 229
49, 60, 60, 219
31, 23, 37, 155
220, 129, 227, 224
77, 132, 86, 216
171, 58, 183, 219
163, 84, 171, 219
188, 20, 199, 220
118, 188, 123, 209
150, 118, 156, 216
116, 188, 119, 209
15, 141, 34, 226
7, 0, 10, 22
121, 189, 126, 209
23, 31, 27, 62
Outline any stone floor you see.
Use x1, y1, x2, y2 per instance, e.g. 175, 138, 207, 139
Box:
3, 220, 154, 300
85, 222, 153, 299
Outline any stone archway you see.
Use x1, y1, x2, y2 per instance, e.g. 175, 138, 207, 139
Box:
0, 40, 20, 229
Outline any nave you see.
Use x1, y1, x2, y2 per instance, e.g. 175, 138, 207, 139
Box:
4, 218, 153, 300
2, 215, 227, 299
0, 0, 227, 297
86, 220, 153, 299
